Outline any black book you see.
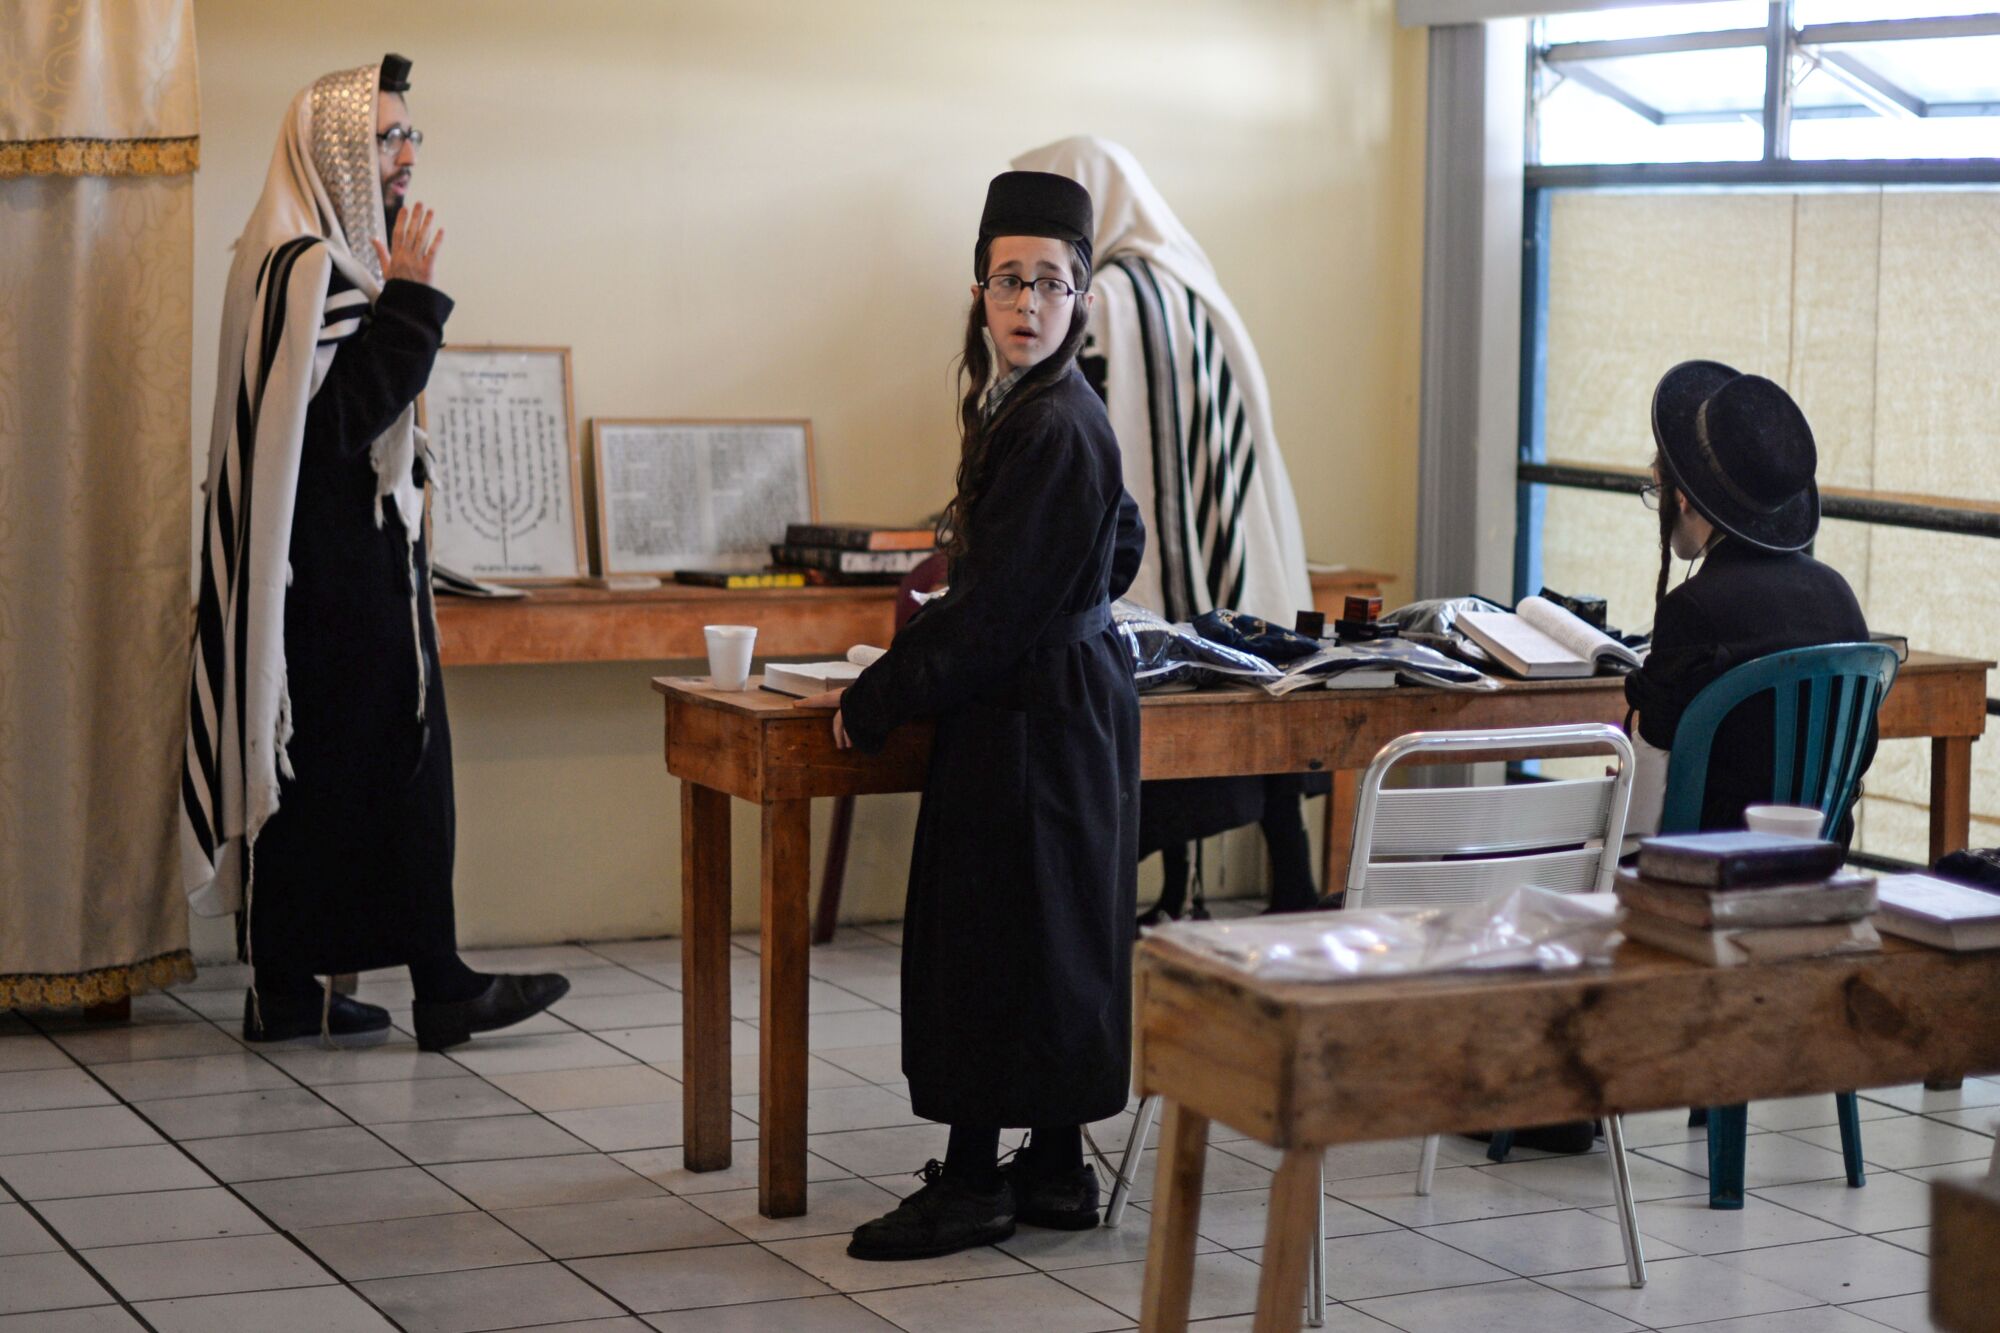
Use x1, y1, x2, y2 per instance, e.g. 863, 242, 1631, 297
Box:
770, 543, 934, 574
782, 522, 936, 552
1636, 831, 1845, 889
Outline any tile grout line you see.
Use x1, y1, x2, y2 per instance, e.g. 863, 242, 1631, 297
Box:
20, 1003, 423, 1332
0, 1168, 163, 1331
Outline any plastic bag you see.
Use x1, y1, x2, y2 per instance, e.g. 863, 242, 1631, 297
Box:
1264, 637, 1497, 695
1158, 886, 1623, 982
1113, 600, 1281, 692
1189, 609, 1323, 665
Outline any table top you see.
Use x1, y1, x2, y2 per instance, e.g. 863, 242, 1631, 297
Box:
653, 649, 1990, 717
1134, 926, 2000, 1148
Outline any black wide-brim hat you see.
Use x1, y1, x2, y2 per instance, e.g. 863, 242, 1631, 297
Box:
1652, 360, 1820, 553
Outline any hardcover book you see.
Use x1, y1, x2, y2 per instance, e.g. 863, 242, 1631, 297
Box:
770, 543, 934, 575
1874, 873, 2000, 951
1636, 831, 1845, 889
782, 522, 936, 552
1614, 865, 1876, 929
1617, 911, 1881, 967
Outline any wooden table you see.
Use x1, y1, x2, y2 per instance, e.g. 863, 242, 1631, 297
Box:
1134, 932, 2000, 1333
1932, 1176, 2000, 1331
653, 651, 1989, 1219
438, 568, 1393, 668
438, 584, 900, 666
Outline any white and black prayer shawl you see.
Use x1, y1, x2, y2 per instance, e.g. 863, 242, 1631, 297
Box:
1011, 137, 1310, 625
181, 62, 426, 918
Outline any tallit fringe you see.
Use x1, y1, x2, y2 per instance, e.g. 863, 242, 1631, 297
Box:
244, 837, 262, 1035
406, 538, 428, 722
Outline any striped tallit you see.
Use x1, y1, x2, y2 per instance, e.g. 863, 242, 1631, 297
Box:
1012, 137, 1310, 626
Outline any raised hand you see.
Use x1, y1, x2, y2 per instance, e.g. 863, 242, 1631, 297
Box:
372, 201, 444, 286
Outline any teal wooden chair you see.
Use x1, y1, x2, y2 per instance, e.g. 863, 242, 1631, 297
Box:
1658, 641, 1900, 1209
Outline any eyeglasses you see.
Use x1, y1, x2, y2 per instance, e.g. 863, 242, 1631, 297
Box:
1639, 482, 1662, 511
376, 126, 424, 154
981, 274, 1080, 306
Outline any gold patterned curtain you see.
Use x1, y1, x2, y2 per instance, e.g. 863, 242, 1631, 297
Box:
1, 0, 199, 1007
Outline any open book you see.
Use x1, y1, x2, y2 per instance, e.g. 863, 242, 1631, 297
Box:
764, 645, 886, 698
1458, 596, 1645, 680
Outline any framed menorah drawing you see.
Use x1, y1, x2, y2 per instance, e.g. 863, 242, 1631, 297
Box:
588, 419, 817, 578
423, 345, 587, 583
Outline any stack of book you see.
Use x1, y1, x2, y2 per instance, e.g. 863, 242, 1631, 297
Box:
770, 522, 936, 586
1614, 831, 1881, 966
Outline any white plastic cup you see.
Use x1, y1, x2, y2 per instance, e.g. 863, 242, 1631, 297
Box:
704, 624, 757, 691
1744, 804, 1825, 840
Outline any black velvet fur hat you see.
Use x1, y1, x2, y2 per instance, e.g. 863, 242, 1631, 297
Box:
977, 171, 1093, 275
1652, 360, 1819, 553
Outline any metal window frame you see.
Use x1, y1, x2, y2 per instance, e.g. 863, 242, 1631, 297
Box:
1532, 4, 2000, 149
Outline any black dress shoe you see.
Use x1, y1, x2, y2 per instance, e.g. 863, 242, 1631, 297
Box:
242, 988, 391, 1043
1007, 1161, 1101, 1230
412, 973, 570, 1052
847, 1160, 1015, 1260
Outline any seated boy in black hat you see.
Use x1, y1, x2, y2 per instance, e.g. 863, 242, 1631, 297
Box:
1625, 360, 1873, 839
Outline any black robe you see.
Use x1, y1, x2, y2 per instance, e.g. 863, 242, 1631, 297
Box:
1625, 538, 1872, 836
842, 367, 1145, 1128
249, 276, 458, 976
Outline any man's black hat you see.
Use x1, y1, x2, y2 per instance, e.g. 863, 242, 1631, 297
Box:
977, 170, 1093, 275
1652, 360, 1819, 553
380, 54, 412, 93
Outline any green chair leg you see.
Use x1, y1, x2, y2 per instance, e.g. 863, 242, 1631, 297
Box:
1485, 1129, 1516, 1162
1835, 1092, 1866, 1188
1706, 1104, 1748, 1209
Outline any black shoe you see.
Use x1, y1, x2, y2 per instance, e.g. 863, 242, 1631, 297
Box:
412, 973, 570, 1052
242, 988, 391, 1044
1007, 1161, 1101, 1230
847, 1160, 1016, 1260
1467, 1121, 1599, 1156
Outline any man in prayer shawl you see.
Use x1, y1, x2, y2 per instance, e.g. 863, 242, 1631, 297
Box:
1012, 137, 1325, 917
181, 55, 567, 1050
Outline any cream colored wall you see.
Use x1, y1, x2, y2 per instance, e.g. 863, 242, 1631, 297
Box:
187, 0, 1426, 951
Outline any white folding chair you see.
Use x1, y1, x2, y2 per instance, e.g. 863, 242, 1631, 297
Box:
1099, 723, 1647, 1320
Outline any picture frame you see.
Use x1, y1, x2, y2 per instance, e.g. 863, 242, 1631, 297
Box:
588, 418, 818, 577
421, 345, 587, 583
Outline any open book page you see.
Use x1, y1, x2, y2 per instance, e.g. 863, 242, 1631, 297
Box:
1516, 596, 1644, 671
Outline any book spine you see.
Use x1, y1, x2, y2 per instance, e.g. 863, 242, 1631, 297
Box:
674, 570, 807, 589
771, 543, 930, 573
783, 524, 936, 552
783, 524, 872, 551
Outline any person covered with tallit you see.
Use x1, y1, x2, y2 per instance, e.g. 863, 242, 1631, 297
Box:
182, 55, 566, 1049
1013, 137, 1325, 918
1011, 136, 1310, 625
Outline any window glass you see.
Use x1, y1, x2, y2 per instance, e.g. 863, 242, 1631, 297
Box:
1796, 0, 2000, 23
1543, 1, 1768, 44
1537, 67, 1767, 164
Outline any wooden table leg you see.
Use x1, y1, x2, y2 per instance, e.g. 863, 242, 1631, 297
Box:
1931, 736, 1973, 866
759, 797, 812, 1218
681, 780, 733, 1172
1253, 1148, 1323, 1333
1140, 1101, 1209, 1333
1320, 770, 1357, 902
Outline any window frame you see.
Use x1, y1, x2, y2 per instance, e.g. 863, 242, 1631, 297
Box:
1515, 3, 2000, 868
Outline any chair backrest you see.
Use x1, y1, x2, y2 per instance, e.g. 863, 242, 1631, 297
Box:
1658, 642, 1899, 838
1345, 724, 1635, 909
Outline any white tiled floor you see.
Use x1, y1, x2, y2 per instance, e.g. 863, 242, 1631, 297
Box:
2, 922, 1988, 1332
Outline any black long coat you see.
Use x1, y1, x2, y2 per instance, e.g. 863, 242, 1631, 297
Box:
842, 367, 1145, 1128
1625, 537, 1871, 836
249, 276, 459, 976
